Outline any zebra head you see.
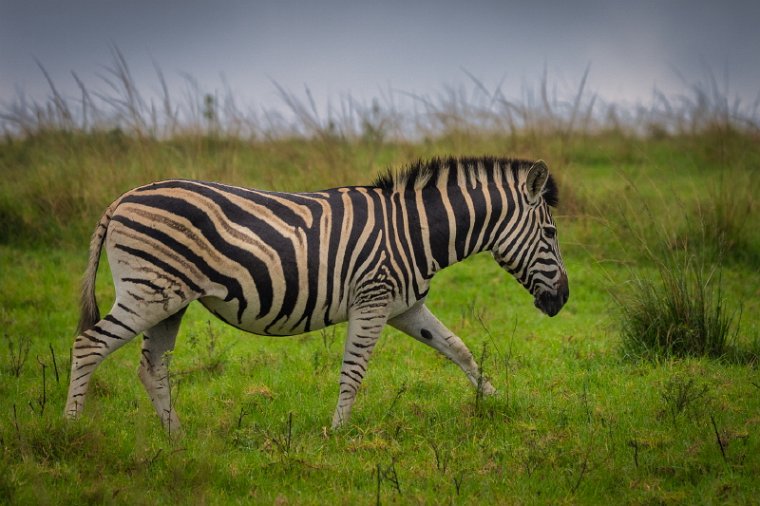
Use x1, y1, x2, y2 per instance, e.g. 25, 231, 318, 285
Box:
491, 160, 569, 317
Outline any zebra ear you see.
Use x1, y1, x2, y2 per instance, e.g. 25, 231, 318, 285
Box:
526, 160, 549, 202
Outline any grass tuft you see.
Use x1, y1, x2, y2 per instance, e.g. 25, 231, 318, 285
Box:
620, 254, 739, 361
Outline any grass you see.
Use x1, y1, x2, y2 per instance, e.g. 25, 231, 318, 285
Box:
607, 156, 758, 361
1, 61, 760, 503
2, 132, 759, 504
2, 244, 759, 504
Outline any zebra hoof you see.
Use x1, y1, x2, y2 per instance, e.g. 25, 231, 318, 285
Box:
64, 405, 82, 420
479, 382, 497, 396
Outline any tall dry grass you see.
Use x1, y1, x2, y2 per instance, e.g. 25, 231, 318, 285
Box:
3, 49, 758, 141
1, 50, 758, 256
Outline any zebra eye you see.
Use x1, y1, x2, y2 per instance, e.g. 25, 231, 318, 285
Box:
544, 227, 556, 239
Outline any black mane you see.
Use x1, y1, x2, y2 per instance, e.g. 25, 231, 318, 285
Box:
372, 156, 559, 207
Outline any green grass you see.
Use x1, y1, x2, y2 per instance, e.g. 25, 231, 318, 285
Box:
1, 129, 759, 504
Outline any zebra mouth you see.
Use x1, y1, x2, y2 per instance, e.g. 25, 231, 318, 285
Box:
534, 293, 563, 317
534, 289, 569, 317
533, 272, 570, 317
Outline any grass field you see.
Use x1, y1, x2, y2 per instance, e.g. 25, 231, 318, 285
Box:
1, 79, 760, 504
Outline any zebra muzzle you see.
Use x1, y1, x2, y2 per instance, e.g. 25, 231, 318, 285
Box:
534, 272, 569, 317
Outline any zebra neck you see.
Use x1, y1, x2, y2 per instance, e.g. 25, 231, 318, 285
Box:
404, 183, 508, 278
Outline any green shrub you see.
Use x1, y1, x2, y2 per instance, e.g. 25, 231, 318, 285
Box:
619, 254, 738, 360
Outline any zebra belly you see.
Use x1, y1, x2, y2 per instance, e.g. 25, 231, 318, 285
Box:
198, 296, 349, 336
198, 291, 420, 337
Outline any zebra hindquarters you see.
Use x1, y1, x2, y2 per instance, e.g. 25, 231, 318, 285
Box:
65, 295, 191, 423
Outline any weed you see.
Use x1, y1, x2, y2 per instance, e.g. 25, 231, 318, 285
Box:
567, 440, 593, 494
519, 431, 548, 478
381, 383, 407, 423
4, 334, 30, 377
427, 437, 452, 472
312, 326, 338, 373
452, 472, 465, 496
167, 375, 180, 440
48, 344, 60, 385
474, 342, 489, 415
709, 415, 728, 463
659, 374, 710, 427
30, 356, 48, 417
265, 412, 295, 459
627, 439, 640, 469
179, 320, 234, 378
606, 167, 752, 362
375, 458, 402, 504
11, 404, 21, 443
236, 406, 249, 430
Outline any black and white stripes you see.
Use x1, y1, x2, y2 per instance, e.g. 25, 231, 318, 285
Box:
65, 156, 568, 431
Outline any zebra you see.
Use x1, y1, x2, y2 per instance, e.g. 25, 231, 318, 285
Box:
65, 156, 569, 432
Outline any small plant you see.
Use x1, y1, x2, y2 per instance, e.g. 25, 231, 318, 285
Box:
4, 334, 31, 378
179, 321, 234, 377
659, 374, 710, 427
619, 254, 739, 360
311, 326, 338, 374
375, 458, 402, 505
30, 357, 48, 417
48, 344, 60, 385
381, 383, 407, 423
428, 438, 452, 472
474, 342, 489, 415
709, 414, 729, 463
270, 412, 294, 457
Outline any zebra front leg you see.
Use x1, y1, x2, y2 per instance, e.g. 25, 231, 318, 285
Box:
331, 305, 389, 429
388, 301, 496, 395
138, 309, 186, 436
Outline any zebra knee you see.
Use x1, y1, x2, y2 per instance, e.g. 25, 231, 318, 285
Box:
70, 338, 107, 380
137, 359, 152, 388
137, 355, 166, 391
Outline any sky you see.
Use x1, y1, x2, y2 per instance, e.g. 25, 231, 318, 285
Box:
1, 0, 759, 121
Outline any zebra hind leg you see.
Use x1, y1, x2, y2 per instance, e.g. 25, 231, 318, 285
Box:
65, 304, 145, 419
138, 308, 186, 436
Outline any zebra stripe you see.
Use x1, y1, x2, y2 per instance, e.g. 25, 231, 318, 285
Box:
65, 156, 568, 432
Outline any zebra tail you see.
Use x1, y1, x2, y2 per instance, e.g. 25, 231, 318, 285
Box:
75, 206, 114, 336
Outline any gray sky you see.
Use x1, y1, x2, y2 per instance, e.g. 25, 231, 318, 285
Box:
1, 0, 759, 116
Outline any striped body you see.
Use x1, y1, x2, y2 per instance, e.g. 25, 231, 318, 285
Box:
111, 180, 431, 336
66, 157, 569, 432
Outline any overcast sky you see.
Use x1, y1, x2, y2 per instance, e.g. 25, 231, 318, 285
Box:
1, 0, 758, 116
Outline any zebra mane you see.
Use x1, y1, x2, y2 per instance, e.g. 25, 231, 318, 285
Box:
372, 157, 559, 207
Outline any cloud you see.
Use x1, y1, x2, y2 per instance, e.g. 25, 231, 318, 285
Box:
1, 0, 758, 109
